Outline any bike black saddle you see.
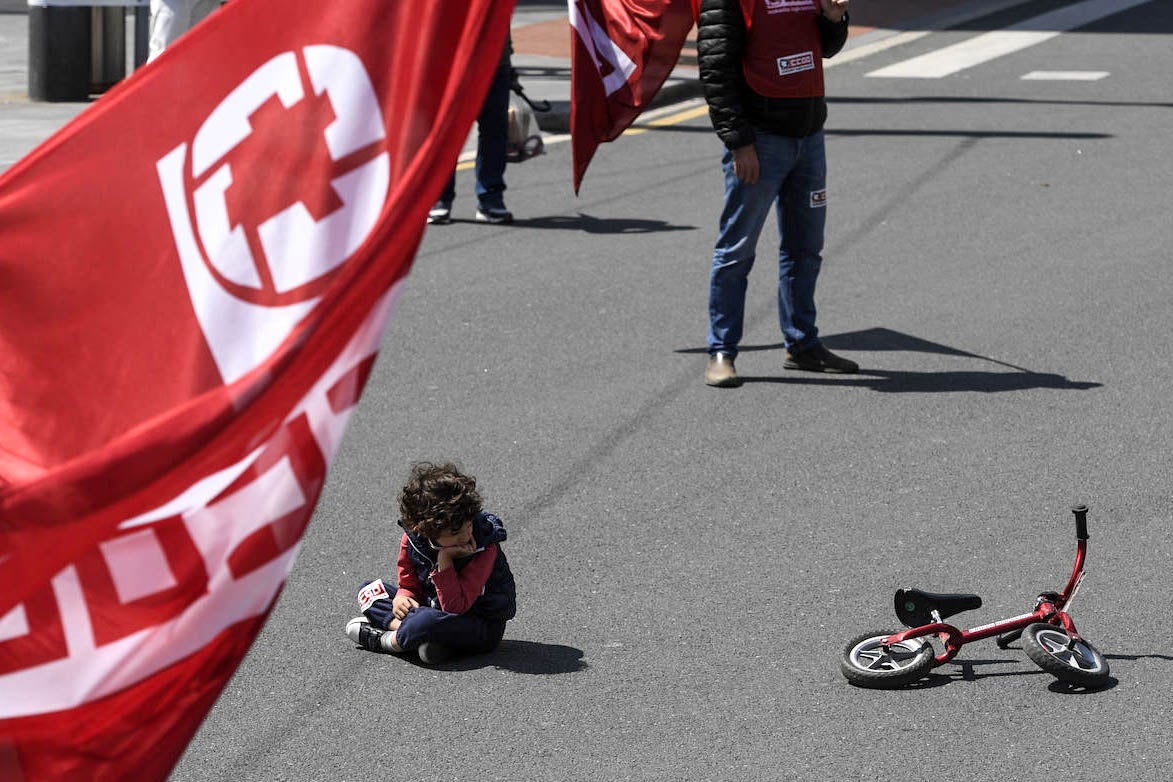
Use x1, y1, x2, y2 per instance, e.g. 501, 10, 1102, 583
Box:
894, 588, 982, 627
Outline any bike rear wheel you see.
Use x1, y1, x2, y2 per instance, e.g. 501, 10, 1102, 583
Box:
841, 630, 935, 688
1021, 623, 1110, 686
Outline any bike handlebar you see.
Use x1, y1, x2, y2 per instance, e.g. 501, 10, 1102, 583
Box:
1072, 504, 1089, 541
995, 628, 1023, 649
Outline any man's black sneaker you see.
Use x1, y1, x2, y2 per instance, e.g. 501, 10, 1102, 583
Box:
417, 641, 451, 665
475, 205, 513, 224
783, 344, 859, 374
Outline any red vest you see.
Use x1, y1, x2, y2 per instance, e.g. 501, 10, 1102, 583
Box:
740, 0, 825, 99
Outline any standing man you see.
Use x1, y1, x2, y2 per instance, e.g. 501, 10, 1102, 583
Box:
428, 38, 515, 225
148, 0, 220, 61
698, 0, 855, 388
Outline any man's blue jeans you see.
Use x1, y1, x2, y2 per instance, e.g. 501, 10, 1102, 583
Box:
707, 130, 827, 358
440, 52, 512, 210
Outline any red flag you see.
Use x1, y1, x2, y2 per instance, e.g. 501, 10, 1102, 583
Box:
0, 1, 514, 778
569, 0, 696, 192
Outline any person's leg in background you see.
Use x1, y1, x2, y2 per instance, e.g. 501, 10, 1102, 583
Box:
473, 46, 514, 224
148, 0, 221, 61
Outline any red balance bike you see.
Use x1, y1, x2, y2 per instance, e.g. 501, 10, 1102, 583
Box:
841, 505, 1110, 688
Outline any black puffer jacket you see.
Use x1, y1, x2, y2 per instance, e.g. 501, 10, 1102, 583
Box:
698, 0, 849, 148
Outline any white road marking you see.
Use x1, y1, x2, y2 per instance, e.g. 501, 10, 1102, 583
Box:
1021, 70, 1110, 80
830, 31, 932, 68
829, 0, 1031, 68
866, 0, 1151, 79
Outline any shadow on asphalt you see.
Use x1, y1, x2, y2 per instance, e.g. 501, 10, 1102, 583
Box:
1047, 677, 1119, 694
678, 327, 1102, 393
828, 128, 1112, 141
511, 213, 697, 233
850, 659, 1119, 692
438, 639, 588, 675
946, 658, 1053, 682
741, 369, 1102, 394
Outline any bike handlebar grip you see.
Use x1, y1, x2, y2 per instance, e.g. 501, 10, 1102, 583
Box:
996, 628, 1023, 649
1072, 504, 1089, 540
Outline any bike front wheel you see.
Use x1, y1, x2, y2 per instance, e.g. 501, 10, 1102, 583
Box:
841, 630, 935, 688
1021, 623, 1110, 686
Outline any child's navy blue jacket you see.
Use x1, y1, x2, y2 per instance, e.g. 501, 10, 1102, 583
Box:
397, 511, 516, 621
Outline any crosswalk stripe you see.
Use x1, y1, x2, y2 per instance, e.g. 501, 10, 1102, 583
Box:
865, 0, 1152, 79
1021, 70, 1110, 80
869, 30, 1058, 78
830, 31, 932, 69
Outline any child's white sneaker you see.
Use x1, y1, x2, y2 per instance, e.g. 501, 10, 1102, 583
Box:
345, 616, 397, 653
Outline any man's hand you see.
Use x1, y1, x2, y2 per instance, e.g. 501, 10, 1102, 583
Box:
392, 593, 419, 619
820, 0, 849, 23
732, 144, 759, 184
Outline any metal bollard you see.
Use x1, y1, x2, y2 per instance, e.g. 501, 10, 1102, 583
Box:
28, 1, 92, 102
27, 1, 146, 102
91, 5, 125, 92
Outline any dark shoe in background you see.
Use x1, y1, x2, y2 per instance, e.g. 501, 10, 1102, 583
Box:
427, 202, 452, 224
475, 205, 514, 224
783, 344, 859, 374
417, 641, 452, 665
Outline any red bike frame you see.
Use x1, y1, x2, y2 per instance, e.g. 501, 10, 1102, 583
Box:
881, 506, 1090, 666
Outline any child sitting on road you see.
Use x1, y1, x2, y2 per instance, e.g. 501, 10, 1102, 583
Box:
344, 462, 516, 665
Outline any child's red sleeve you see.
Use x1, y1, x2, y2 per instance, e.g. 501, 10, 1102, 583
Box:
431, 544, 498, 614
395, 534, 424, 600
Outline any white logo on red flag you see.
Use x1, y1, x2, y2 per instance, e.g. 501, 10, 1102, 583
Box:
0, 287, 398, 719
0, 1, 517, 775
156, 45, 390, 384
569, 0, 637, 97
568, 0, 694, 192
0, 43, 403, 719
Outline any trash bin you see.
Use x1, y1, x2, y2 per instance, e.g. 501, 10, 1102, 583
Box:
27, 1, 149, 102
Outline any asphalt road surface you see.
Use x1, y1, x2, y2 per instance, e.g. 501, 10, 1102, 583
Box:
157, 1, 1172, 779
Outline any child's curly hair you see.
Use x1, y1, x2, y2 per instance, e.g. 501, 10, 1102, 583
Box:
398, 462, 483, 539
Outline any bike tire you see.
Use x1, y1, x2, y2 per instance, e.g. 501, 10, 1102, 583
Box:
841, 630, 935, 688
1021, 622, 1110, 686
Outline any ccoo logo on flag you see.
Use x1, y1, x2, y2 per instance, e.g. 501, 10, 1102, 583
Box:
156, 45, 391, 384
